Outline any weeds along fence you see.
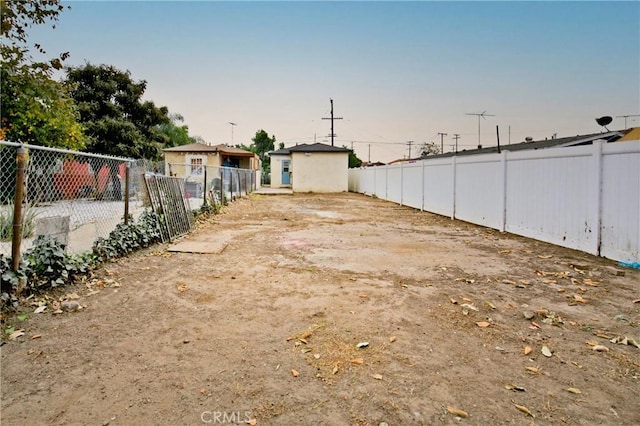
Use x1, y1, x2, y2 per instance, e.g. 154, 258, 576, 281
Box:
0, 141, 152, 258
349, 140, 640, 263
166, 163, 257, 210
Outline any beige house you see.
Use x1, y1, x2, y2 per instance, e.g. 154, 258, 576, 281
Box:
163, 143, 260, 178
269, 143, 351, 192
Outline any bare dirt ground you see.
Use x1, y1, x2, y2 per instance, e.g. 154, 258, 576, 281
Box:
1, 192, 639, 425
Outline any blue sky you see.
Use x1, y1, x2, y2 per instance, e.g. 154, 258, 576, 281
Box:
31, 1, 640, 162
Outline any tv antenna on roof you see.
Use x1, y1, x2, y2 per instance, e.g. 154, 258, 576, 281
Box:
229, 122, 237, 145
616, 114, 640, 128
595, 116, 612, 131
466, 111, 495, 148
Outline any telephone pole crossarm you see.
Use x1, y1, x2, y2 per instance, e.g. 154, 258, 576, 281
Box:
321, 98, 343, 146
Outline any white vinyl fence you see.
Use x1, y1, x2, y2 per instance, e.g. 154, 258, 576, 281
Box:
349, 140, 640, 263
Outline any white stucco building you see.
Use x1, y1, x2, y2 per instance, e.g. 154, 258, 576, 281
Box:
269, 143, 351, 192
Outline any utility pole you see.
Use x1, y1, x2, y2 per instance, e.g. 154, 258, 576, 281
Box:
616, 114, 640, 128
466, 111, 495, 148
406, 141, 414, 159
437, 132, 447, 154
321, 98, 343, 146
453, 134, 461, 153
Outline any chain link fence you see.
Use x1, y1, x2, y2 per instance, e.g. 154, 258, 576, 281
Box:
1, 143, 257, 259
0, 141, 152, 257
167, 163, 257, 211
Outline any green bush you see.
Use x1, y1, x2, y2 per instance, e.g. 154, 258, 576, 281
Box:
93, 210, 162, 262
24, 235, 76, 289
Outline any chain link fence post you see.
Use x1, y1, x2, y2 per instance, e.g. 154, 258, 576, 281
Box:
11, 146, 28, 271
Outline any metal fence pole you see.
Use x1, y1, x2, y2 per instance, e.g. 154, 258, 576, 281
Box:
124, 162, 130, 224
11, 147, 28, 271
203, 167, 208, 207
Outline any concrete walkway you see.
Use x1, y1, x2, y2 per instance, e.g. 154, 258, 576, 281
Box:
253, 186, 293, 195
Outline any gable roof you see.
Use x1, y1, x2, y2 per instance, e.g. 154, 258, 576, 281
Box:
269, 143, 351, 156
288, 143, 351, 153
164, 142, 219, 152
163, 143, 257, 157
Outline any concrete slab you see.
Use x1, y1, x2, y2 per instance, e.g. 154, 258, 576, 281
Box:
254, 187, 293, 195
168, 240, 228, 254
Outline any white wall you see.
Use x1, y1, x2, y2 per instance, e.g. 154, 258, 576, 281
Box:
349, 141, 640, 263
292, 152, 348, 192
270, 155, 290, 188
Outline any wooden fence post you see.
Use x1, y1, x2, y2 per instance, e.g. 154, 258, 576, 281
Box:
11, 146, 28, 271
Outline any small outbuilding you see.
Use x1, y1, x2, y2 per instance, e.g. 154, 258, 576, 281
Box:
269, 143, 351, 192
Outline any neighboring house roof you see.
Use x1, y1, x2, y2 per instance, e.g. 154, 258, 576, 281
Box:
163, 142, 256, 157
269, 147, 291, 156
420, 129, 629, 160
269, 143, 351, 156
617, 127, 640, 142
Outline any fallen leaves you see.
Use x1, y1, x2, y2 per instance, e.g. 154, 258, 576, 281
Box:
8, 329, 25, 340
525, 366, 541, 374
476, 321, 491, 328
570, 294, 588, 304
514, 403, 535, 417
446, 406, 468, 418
610, 336, 640, 349
541, 346, 553, 357
523, 345, 533, 355
291, 369, 299, 377
567, 387, 582, 394
505, 384, 526, 392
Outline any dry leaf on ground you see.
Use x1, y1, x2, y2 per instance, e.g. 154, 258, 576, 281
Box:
446, 406, 468, 418
514, 403, 535, 417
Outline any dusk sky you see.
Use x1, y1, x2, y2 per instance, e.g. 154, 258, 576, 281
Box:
32, 1, 640, 162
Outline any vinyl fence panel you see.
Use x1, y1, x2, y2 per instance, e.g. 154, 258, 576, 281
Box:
349, 140, 640, 263
600, 142, 640, 262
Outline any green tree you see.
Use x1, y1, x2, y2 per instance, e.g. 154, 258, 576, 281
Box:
65, 63, 170, 159
342, 145, 362, 168
250, 130, 276, 161
418, 141, 441, 158
237, 130, 276, 175
0, 0, 85, 148
156, 113, 199, 147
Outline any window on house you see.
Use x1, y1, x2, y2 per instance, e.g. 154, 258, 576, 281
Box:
190, 158, 203, 175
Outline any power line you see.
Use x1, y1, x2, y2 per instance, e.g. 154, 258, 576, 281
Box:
406, 141, 414, 159
452, 134, 461, 153
321, 98, 343, 146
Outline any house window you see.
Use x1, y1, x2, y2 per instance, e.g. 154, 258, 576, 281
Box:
190, 158, 203, 175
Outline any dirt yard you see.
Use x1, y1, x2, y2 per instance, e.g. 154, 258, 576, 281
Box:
1, 192, 639, 425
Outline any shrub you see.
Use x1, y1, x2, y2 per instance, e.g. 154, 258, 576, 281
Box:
0, 204, 38, 241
